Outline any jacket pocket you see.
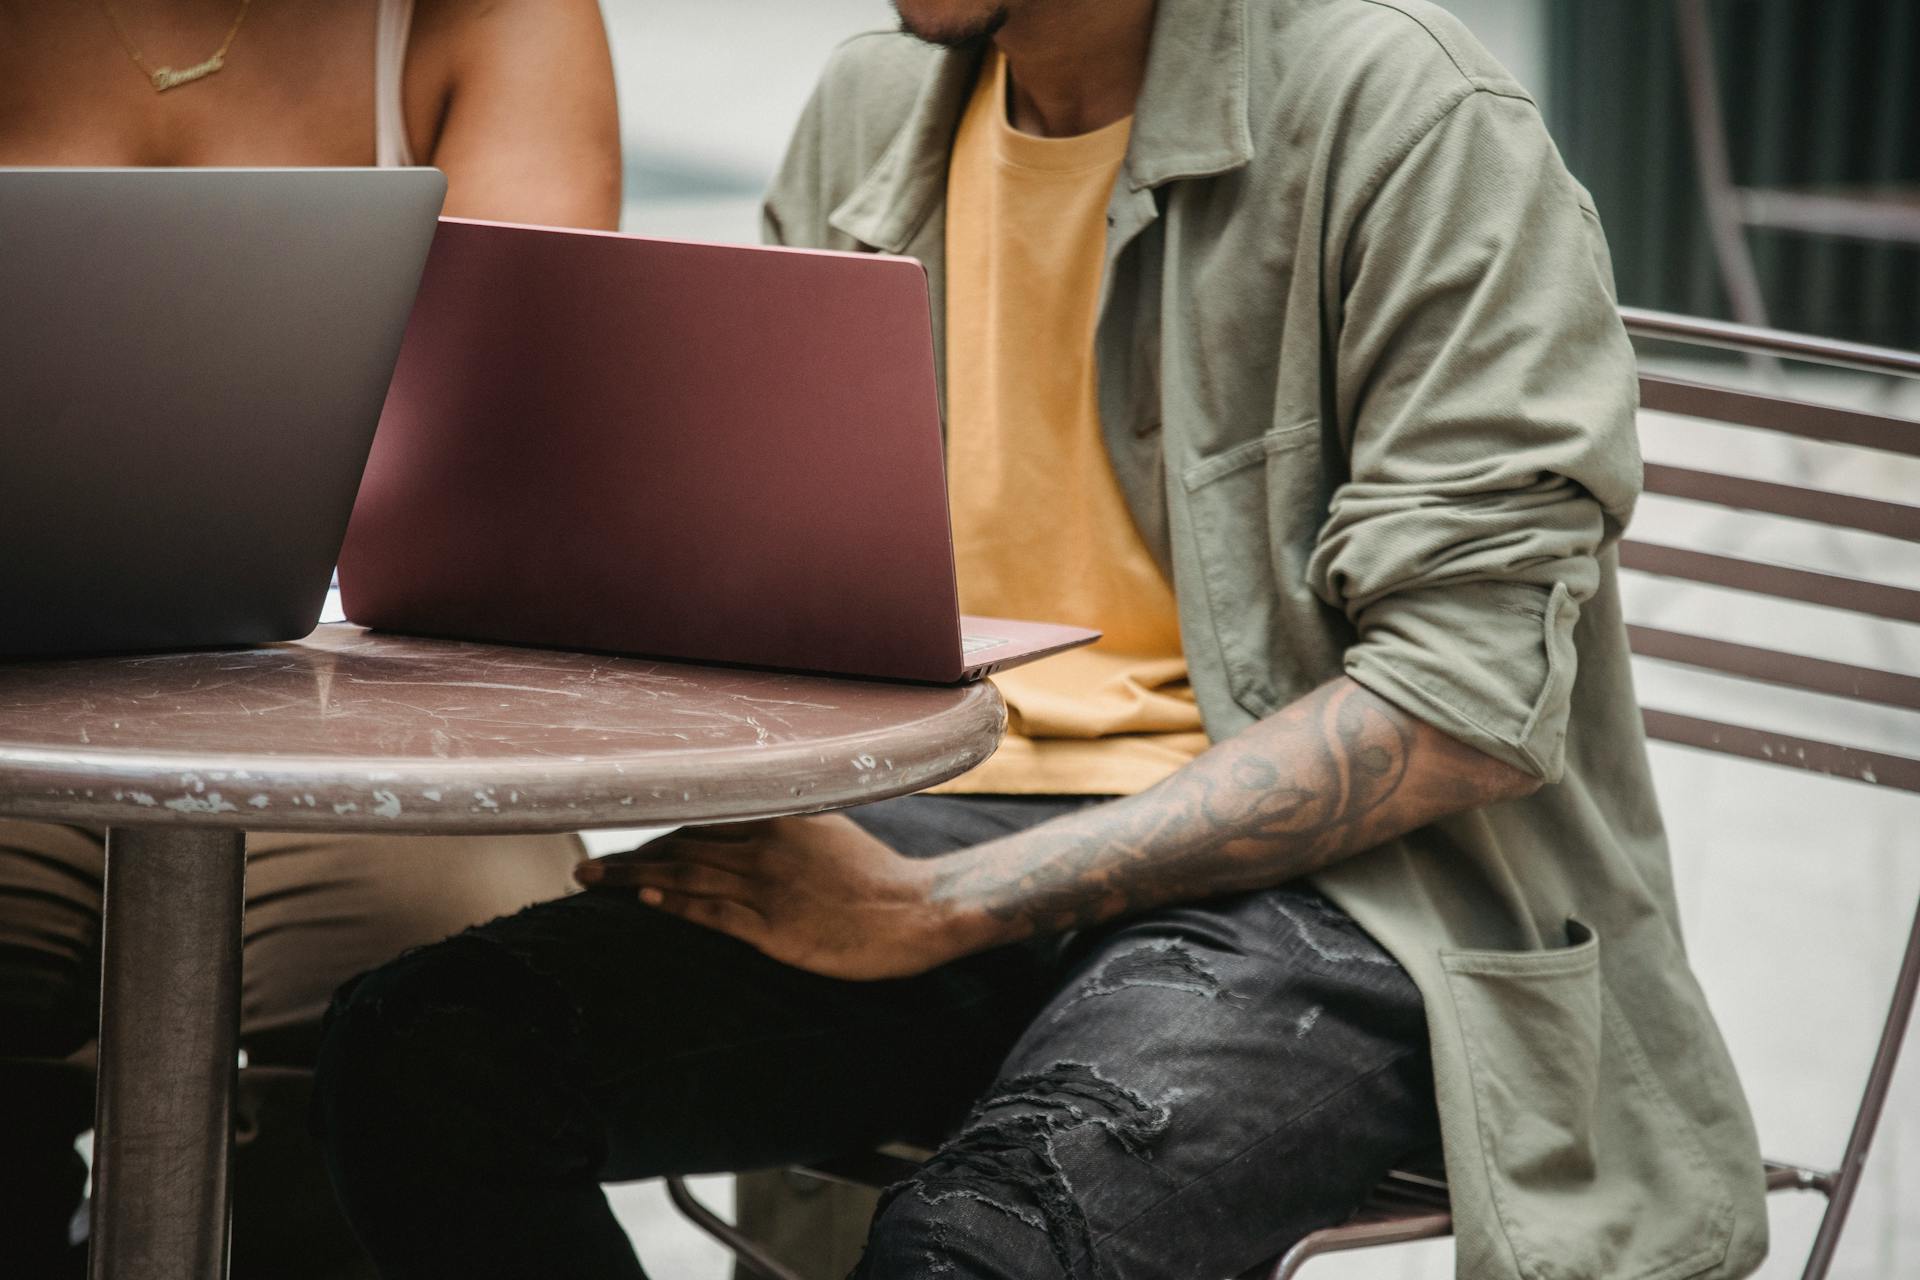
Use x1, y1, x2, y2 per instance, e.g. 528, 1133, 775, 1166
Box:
1179, 419, 1326, 717
1442, 921, 1733, 1280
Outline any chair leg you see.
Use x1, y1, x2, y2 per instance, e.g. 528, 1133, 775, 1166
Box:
1674, 0, 1771, 331
1258, 1211, 1454, 1279
662, 1176, 808, 1280
1799, 893, 1920, 1280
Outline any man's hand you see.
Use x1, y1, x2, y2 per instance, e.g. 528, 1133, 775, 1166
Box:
575, 678, 1537, 981
573, 815, 958, 980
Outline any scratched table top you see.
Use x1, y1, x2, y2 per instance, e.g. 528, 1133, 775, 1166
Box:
0, 624, 1005, 833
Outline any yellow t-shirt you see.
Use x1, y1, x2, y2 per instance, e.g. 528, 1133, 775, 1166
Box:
933, 51, 1208, 796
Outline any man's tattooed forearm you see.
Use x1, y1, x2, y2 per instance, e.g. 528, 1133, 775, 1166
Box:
929, 678, 1528, 941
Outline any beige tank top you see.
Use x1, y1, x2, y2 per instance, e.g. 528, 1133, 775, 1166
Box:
374, 0, 415, 167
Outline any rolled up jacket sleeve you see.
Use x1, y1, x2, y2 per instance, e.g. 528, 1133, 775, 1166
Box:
1307, 88, 1641, 782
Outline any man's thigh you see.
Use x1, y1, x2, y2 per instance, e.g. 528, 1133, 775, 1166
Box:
240, 830, 584, 1063
869, 886, 1437, 1279
467, 795, 1092, 1179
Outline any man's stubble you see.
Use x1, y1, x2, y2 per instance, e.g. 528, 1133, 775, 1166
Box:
891, 0, 1014, 47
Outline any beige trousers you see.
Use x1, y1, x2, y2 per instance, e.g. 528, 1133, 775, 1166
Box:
0, 818, 583, 1278
0, 819, 583, 1059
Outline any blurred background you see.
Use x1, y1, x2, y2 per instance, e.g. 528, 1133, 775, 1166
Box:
608, 0, 1917, 348
583, 3, 1918, 1277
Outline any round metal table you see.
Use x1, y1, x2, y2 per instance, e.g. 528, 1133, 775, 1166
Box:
0, 624, 1004, 1280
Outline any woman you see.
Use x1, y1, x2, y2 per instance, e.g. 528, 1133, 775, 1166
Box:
0, 1, 621, 1274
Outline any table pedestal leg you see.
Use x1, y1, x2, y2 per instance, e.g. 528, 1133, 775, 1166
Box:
91, 827, 246, 1280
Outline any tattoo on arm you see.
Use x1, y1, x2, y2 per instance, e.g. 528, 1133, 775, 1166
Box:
928, 677, 1534, 943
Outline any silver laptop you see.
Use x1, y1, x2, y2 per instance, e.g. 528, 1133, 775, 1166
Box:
0, 168, 445, 658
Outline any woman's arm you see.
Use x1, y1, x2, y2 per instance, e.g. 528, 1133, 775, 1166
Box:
412, 0, 623, 230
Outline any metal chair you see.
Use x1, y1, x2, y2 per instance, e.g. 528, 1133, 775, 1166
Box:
1675, 0, 1920, 331
670, 306, 1920, 1280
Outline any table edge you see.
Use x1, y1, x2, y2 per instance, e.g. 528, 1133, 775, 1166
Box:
0, 686, 1007, 833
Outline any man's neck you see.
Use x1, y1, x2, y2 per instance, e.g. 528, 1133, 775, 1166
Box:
993, 0, 1156, 138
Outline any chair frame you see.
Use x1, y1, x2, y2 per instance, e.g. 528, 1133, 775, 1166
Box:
1673, 0, 1920, 332
668, 307, 1920, 1280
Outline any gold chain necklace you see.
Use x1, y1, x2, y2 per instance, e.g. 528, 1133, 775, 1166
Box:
98, 0, 255, 94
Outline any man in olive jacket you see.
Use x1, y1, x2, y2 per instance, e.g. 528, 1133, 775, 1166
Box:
316, 2, 1770, 1277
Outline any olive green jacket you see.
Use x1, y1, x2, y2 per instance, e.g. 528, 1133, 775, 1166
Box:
762, 2, 1769, 1276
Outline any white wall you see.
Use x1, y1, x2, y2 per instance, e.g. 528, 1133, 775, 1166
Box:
1440, 0, 1550, 107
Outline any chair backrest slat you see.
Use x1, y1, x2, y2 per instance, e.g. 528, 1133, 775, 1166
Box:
1626, 625, 1920, 712
1640, 709, 1920, 793
1621, 310, 1918, 801
1642, 463, 1920, 542
1640, 374, 1920, 456
1620, 306, 1920, 379
1620, 542, 1920, 624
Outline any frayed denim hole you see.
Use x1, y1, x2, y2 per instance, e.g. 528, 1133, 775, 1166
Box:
1266, 893, 1399, 968
870, 1061, 1180, 1280
1055, 939, 1247, 1020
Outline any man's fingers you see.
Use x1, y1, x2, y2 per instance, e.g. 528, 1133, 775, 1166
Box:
608, 860, 754, 899
638, 889, 766, 943
658, 837, 763, 872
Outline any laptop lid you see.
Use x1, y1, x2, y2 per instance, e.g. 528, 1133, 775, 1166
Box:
0, 167, 446, 659
340, 218, 1095, 683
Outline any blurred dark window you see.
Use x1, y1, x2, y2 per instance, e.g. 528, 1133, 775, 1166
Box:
1548, 0, 1919, 349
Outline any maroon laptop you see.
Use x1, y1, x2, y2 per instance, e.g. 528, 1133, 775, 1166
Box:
337, 217, 1098, 684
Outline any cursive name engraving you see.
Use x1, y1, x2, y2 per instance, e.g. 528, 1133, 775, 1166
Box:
150, 54, 225, 92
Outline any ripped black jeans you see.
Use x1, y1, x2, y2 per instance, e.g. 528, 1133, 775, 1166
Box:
312, 795, 1437, 1279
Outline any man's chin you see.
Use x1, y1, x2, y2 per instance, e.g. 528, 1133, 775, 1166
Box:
892, 1, 1011, 47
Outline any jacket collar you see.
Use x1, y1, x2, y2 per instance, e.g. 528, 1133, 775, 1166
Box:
830, 0, 1254, 252
1123, 0, 1256, 190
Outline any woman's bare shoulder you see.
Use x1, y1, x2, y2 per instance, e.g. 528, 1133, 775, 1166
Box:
404, 0, 621, 228
410, 0, 613, 72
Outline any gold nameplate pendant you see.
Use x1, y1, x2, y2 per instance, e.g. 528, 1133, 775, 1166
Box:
150, 54, 224, 92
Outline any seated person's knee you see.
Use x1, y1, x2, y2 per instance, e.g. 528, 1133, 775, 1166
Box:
314, 935, 576, 1168
858, 1186, 1045, 1279
0, 946, 97, 1063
